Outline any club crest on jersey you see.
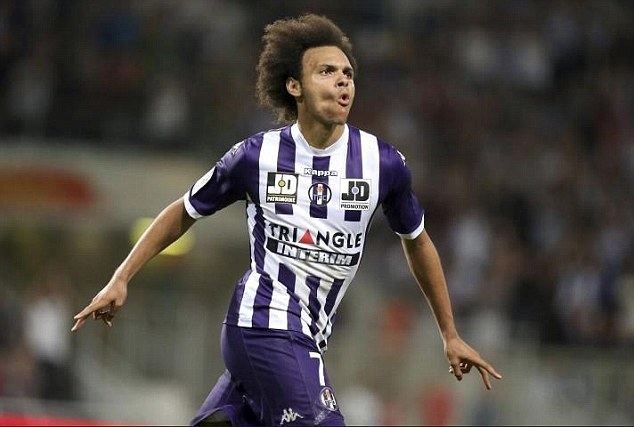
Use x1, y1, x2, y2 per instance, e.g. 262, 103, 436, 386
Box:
308, 182, 332, 206
266, 172, 298, 204
319, 387, 338, 411
340, 179, 371, 210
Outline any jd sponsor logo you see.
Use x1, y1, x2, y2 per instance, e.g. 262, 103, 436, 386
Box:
266, 172, 298, 204
308, 182, 332, 206
340, 179, 370, 210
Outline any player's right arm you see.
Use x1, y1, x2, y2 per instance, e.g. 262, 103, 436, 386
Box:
71, 198, 195, 331
72, 138, 251, 332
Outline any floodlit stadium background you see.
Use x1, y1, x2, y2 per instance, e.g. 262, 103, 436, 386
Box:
1, 0, 633, 425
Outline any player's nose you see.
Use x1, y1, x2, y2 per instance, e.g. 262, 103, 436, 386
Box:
336, 73, 350, 87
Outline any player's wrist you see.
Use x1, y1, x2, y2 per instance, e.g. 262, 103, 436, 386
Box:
441, 329, 459, 343
112, 267, 132, 285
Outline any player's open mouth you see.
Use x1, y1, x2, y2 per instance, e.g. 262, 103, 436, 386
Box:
337, 94, 350, 107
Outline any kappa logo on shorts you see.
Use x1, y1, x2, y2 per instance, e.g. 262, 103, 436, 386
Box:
266, 172, 299, 204
279, 408, 304, 425
319, 387, 338, 411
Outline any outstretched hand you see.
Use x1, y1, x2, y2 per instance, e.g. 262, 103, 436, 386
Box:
71, 277, 128, 332
444, 337, 502, 390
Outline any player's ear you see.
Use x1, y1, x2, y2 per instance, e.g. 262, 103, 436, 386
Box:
286, 77, 302, 98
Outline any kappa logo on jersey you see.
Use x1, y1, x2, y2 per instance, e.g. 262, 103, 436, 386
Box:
266, 172, 299, 204
308, 182, 332, 206
340, 179, 371, 210
304, 167, 338, 177
279, 408, 304, 425
319, 387, 338, 411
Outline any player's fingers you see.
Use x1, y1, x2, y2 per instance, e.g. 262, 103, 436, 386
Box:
74, 302, 99, 320
477, 366, 492, 390
101, 316, 113, 327
450, 361, 463, 381
478, 361, 502, 379
114, 297, 126, 309
95, 302, 114, 316
450, 364, 467, 373
74, 298, 111, 320
109, 300, 122, 312
94, 303, 116, 321
102, 311, 115, 326
468, 354, 502, 379
71, 316, 88, 332
461, 362, 472, 374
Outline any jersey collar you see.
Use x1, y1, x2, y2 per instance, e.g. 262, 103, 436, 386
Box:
291, 123, 349, 156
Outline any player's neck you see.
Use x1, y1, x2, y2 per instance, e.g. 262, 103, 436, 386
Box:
296, 118, 345, 150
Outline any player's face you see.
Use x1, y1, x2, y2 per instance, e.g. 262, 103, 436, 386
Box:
296, 46, 355, 125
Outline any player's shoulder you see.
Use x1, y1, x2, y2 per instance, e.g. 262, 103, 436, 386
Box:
219, 127, 272, 160
350, 124, 406, 166
237, 126, 287, 152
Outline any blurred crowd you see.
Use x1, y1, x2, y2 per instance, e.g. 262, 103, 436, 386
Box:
1, 0, 634, 422
0, 259, 74, 401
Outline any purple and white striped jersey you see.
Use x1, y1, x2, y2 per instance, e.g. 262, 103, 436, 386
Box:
183, 123, 424, 351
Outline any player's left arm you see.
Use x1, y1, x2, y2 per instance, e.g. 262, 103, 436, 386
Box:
401, 230, 503, 390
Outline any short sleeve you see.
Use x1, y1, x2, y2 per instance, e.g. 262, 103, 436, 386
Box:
381, 145, 425, 239
183, 141, 247, 219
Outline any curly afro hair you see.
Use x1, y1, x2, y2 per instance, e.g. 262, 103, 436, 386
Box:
255, 14, 356, 123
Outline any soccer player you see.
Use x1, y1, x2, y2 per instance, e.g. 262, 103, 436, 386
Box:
72, 14, 502, 426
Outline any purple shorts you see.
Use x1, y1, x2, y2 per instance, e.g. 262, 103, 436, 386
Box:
191, 324, 345, 426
